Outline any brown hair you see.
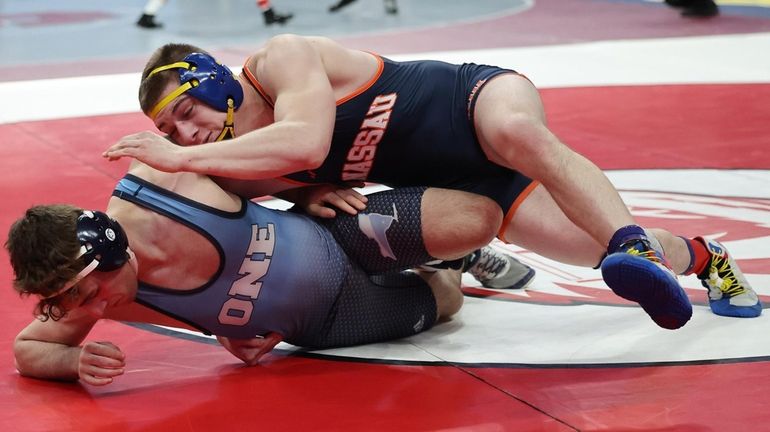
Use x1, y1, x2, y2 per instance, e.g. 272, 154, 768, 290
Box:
5, 204, 85, 320
138, 43, 209, 115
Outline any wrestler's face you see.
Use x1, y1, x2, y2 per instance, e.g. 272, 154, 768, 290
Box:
153, 81, 227, 146
45, 254, 139, 319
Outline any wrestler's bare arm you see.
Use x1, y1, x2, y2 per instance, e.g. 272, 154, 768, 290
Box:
14, 312, 125, 386
182, 35, 337, 179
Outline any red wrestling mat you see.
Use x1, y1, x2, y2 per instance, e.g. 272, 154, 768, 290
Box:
1, 83, 769, 431
542, 83, 770, 169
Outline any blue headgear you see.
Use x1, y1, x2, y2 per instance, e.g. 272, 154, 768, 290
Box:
148, 52, 243, 141
75, 210, 130, 272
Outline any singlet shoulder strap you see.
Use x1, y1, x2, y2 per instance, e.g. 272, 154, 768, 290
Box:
241, 52, 385, 108
335, 52, 384, 106
113, 174, 246, 233
242, 56, 275, 108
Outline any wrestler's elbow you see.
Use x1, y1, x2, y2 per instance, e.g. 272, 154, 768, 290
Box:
297, 136, 331, 169
13, 338, 37, 377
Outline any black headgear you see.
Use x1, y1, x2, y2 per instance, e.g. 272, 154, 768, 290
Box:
75, 210, 130, 272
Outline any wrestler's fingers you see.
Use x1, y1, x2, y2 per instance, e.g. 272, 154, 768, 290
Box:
80, 365, 124, 386
336, 190, 368, 211
240, 348, 265, 366
82, 364, 125, 378
82, 353, 126, 369
324, 194, 359, 215
83, 341, 125, 361
339, 187, 367, 201
244, 333, 283, 366
221, 340, 264, 365
103, 147, 140, 160
102, 141, 136, 158
306, 203, 337, 218
80, 373, 116, 386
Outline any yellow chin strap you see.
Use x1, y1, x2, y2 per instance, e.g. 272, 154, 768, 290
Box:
215, 98, 236, 141
148, 62, 237, 141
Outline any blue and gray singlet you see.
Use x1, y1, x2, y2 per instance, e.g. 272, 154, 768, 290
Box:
113, 175, 438, 348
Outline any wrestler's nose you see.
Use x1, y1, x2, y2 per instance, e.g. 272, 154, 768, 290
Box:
176, 122, 199, 145
84, 299, 109, 319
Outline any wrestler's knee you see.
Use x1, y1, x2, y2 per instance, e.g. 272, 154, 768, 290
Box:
422, 188, 501, 248
498, 113, 550, 152
459, 191, 502, 243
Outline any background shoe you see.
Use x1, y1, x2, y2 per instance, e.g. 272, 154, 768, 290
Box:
329, 0, 357, 12
384, 0, 398, 14
601, 239, 692, 329
681, 0, 719, 17
697, 237, 762, 318
263, 8, 293, 25
465, 247, 535, 290
664, 0, 691, 7
136, 14, 162, 29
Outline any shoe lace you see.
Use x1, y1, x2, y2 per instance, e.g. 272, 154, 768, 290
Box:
469, 249, 507, 282
708, 256, 745, 296
623, 240, 668, 266
625, 247, 664, 264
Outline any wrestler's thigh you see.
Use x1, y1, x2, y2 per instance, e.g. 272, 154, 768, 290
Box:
473, 74, 547, 165
311, 269, 438, 349
504, 183, 606, 267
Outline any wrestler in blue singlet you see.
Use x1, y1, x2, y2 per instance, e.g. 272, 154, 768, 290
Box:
113, 175, 437, 349
245, 55, 535, 213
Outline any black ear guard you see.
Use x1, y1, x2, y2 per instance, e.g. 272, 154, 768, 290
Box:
76, 210, 130, 272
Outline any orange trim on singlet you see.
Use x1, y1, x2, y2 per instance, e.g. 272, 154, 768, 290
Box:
335, 52, 384, 106
497, 181, 541, 242
241, 52, 384, 108
242, 57, 275, 108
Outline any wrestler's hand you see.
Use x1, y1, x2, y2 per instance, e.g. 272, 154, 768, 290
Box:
103, 131, 185, 173
296, 183, 368, 218
78, 341, 125, 386
216, 333, 283, 366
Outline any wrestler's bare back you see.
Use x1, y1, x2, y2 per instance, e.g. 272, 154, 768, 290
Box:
103, 162, 241, 329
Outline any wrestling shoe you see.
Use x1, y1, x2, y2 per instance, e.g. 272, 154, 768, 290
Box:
696, 237, 762, 318
465, 247, 535, 290
601, 238, 692, 329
